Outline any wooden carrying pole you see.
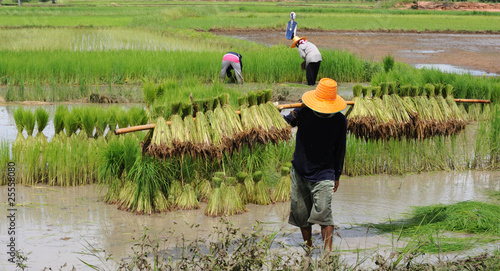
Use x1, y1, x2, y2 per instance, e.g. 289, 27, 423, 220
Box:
114, 98, 490, 135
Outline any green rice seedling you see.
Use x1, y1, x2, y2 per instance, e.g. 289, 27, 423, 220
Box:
193, 99, 204, 114
400, 84, 411, 97
256, 91, 266, 105
264, 89, 273, 103
23, 109, 36, 139
80, 107, 97, 138
409, 85, 419, 97
203, 99, 213, 112
361, 86, 371, 98
13, 107, 26, 147
445, 84, 454, 98
212, 97, 220, 109
53, 105, 68, 137
273, 167, 291, 202
35, 107, 49, 143
176, 183, 200, 210
195, 111, 213, 148
352, 85, 363, 97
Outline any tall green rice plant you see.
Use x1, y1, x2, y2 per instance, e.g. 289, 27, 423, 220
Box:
80, 107, 97, 138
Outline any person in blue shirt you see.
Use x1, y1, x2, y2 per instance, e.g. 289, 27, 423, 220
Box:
283, 78, 347, 252
286, 12, 297, 40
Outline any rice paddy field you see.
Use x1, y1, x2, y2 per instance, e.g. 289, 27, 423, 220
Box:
1, 0, 500, 269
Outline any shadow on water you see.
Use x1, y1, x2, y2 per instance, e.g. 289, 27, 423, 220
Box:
1, 171, 498, 269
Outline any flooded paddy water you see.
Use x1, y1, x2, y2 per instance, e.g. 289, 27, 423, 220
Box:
1, 169, 499, 269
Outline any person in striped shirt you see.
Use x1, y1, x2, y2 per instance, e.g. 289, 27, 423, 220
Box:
219, 51, 243, 84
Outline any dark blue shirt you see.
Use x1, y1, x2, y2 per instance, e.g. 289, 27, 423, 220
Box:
284, 107, 347, 182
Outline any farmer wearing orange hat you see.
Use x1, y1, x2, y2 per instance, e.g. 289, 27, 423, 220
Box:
291, 36, 322, 86
284, 78, 347, 252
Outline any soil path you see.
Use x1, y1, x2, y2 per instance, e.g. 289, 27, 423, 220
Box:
212, 29, 500, 75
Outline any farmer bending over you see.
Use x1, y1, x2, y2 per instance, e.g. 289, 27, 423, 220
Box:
291, 36, 322, 86
284, 78, 347, 252
219, 51, 243, 84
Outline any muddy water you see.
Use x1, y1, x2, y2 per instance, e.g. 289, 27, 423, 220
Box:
1, 171, 498, 269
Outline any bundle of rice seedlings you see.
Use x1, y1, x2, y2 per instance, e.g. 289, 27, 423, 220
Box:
247, 91, 258, 106
34, 107, 49, 143
223, 104, 244, 135
380, 82, 388, 96
352, 85, 363, 97
221, 181, 246, 216
372, 86, 382, 98
80, 107, 96, 138
212, 97, 220, 109
252, 171, 272, 205
118, 156, 169, 214
13, 107, 26, 147
237, 97, 247, 107
387, 82, 397, 95
181, 103, 194, 118
205, 177, 223, 216
193, 99, 204, 114
264, 89, 272, 103
196, 179, 212, 202
168, 180, 183, 207
235, 172, 249, 204
218, 93, 230, 106
256, 90, 266, 104
147, 117, 173, 158
273, 167, 291, 202
195, 111, 213, 146
424, 83, 435, 97
400, 84, 411, 97
347, 96, 377, 139
23, 109, 36, 139
170, 114, 187, 155
171, 102, 182, 115
361, 86, 372, 98
203, 99, 214, 112
409, 86, 420, 97
176, 183, 199, 210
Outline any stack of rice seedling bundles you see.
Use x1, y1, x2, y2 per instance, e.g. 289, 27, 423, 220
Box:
205, 177, 223, 216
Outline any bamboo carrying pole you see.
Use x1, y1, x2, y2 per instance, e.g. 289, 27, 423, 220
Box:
114, 99, 490, 135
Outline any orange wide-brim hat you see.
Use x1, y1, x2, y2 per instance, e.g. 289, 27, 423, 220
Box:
290, 36, 306, 48
301, 78, 347, 114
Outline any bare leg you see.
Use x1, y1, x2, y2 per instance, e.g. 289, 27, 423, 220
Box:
300, 226, 313, 248
321, 225, 334, 251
